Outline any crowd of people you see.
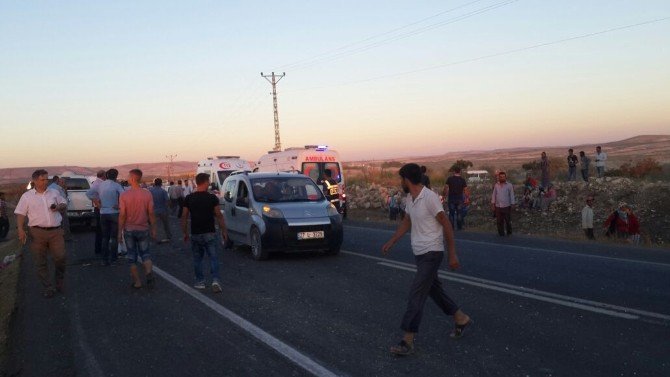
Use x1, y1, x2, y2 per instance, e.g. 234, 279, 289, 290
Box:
13, 168, 227, 298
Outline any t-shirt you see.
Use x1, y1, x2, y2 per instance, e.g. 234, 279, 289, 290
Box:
405, 187, 445, 255
567, 155, 578, 167
119, 188, 154, 231
184, 191, 219, 234
446, 175, 467, 200
148, 186, 169, 215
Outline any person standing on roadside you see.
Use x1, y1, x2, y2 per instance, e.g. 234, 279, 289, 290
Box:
491, 171, 515, 237
14, 170, 68, 297
442, 167, 467, 230
86, 169, 124, 266
420, 165, 431, 189
167, 180, 181, 217
382, 163, 472, 356
582, 196, 595, 240
0, 192, 9, 239
118, 169, 157, 289
181, 173, 228, 292
149, 178, 172, 243
567, 149, 578, 181
90, 170, 106, 255
595, 146, 607, 178
540, 152, 550, 188
579, 151, 591, 182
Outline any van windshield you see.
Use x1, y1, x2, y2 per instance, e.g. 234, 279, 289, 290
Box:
216, 170, 235, 185
302, 162, 342, 184
251, 177, 325, 203
65, 178, 90, 190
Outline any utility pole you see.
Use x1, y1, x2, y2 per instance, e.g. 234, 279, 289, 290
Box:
165, 154, 177, 182
261, 71, 285, 152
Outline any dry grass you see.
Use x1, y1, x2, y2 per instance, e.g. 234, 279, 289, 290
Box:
0, 222, 20, 370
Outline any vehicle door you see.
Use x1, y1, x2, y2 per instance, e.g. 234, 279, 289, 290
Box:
232, 180, 253, 243
222, 179, 240, 241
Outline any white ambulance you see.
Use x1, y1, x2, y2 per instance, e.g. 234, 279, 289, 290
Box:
255, 145, 347, 217
196, 156, 253, 199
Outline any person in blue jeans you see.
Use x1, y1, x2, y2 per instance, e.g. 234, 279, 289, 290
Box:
181, 173, 228, 293
86, 169, 125, 266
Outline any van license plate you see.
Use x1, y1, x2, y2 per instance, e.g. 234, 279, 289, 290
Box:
297, 231, 324, 240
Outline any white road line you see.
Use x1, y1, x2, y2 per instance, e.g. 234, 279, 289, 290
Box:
344, 225, 670, 268
153, 266, 339, 377
341, 250, 670, 322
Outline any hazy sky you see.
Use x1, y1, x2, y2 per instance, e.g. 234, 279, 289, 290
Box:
1, 1, 669, 168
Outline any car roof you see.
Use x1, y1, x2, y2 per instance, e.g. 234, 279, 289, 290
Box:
230, 172, 310, 180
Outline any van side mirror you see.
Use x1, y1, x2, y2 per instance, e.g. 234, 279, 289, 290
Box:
224, 192, 232, 202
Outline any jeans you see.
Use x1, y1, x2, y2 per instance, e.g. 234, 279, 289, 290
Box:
581, 169, 589, 182
400, 251, 459, 333
0, 216, 9, 239
447, 198, 464, 230
568, 166, 577, 181
495, 206, 512, 236
125, 230, 151, 264
191, 233, 221, 283
100, 213, 119, 264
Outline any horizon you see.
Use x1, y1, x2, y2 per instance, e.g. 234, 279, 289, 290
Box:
1, 1, 669, 169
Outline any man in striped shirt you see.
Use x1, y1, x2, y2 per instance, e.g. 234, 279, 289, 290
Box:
491, 171, 515, 236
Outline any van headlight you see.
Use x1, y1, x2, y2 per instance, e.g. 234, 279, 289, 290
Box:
262, 205, 284, 218
327, 203, 340, 216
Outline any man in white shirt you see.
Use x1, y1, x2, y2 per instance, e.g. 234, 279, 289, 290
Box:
14, 169, 68, 298
382, 163, 471, 356
595, 146, 607, 178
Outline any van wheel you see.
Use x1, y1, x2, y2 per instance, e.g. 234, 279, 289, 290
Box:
250, 227, 268, 260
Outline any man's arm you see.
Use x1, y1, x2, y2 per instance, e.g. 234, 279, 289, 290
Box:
16, 214, 27, 245
148, 201, 157, 240
381, 214, 411, 255
435, 211, 459, 270
181, 207, 190, 242
117, 203, 126, 244
214, 204, 228, 243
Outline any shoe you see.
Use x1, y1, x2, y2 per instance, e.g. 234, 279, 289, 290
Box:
211, 281, 222, 293
390, 340, 414, 356
146, 273, 155, 289
450, 319, 474, 339
194, 282, 206, 290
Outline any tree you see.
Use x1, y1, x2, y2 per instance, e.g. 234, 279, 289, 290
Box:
450, 159, 473, 172
521, 160, 540, 172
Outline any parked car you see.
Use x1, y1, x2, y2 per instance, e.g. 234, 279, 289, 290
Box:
221, 172, 343, 260
62, 175, 95, 228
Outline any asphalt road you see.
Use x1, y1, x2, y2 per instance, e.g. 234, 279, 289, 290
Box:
5, 218, 670, 377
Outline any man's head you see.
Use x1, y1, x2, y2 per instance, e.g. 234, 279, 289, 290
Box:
596, 146, 602, 153
169, 181, 174, 186
96, 170, 106, 179
106, 168, 119, 181
420, 165, 427, 174
498, 171, 507, 183
177, 180, 183, 185
324, 169, 332, 178
569, 148, 574, 155
195, 173, 209, 187
51, 175, 60, 183
398, 163, 422, 193
154, 178, 163, 187
586, 196, 594, 206
541, 151, 547, 158
453, 167, 461, 175
128, 169, 143, 186
580, 151, 585, 157
32, 169, 49, 191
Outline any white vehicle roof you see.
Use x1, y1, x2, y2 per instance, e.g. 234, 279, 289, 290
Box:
466, 170, 490, 174
197, 156, 252, 171
257, 145, 340, 164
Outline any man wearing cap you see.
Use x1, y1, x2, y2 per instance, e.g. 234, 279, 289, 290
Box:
14, 169, 68, 298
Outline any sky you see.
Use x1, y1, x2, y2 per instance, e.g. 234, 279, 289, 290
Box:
1, 0, 669, 168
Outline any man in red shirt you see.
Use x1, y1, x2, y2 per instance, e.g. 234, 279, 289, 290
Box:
118, 169, 157, 289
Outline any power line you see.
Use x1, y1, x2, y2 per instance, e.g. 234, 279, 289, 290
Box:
288, 17, 670, 92
279, 0, 520, 72
277, 0, 488, 71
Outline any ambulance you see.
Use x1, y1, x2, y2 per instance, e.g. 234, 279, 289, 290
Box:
196, 156, 253, 199
255, 145, 347, 217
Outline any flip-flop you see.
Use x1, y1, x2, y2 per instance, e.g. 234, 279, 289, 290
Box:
450, 319, 474, 339
390, 340, 415, 356
130, 283, 142, 289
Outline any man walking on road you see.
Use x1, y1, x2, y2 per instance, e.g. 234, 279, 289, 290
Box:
168, 180, 184, 217
86, 169, 124, 266
14, 169, 68, 297
149, 178, 172, 243
442, 167, 467, 230
382, 163, 472, 356
491, 171, 515, 236
118, 169, 157, 289
181, 173, 228, 292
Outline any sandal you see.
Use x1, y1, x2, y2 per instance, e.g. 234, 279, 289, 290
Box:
450, 319, 474, 339
390, 340, 414, 356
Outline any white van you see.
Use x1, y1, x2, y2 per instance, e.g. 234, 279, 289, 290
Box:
466, 170, 491, 183
196, 156, 253, 200
255, 145, 347, 216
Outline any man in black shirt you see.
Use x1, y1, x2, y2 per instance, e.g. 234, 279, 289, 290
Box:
442, 167, 467, 230
567, 148, 578, 181
321, 169, 341, 211
181, 173, 228, 292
